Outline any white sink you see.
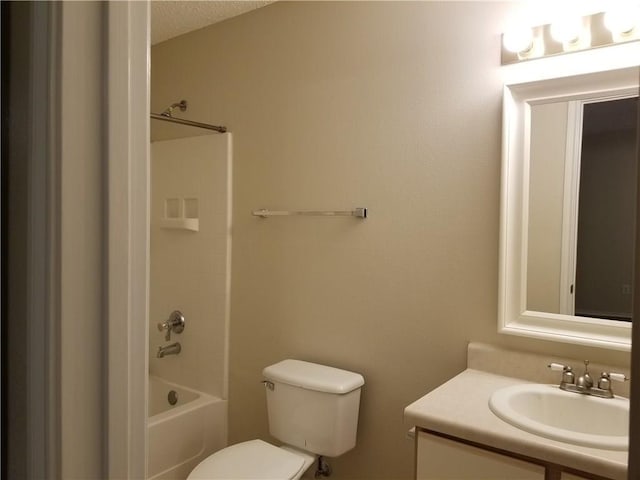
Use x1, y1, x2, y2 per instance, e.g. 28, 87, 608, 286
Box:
489, 384, 629, 450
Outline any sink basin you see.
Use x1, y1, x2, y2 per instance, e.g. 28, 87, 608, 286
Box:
489, 384, 629, 450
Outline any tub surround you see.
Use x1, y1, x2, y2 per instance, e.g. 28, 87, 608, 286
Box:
149, 134, 232, 400
148, 134, 232, 478
404, 343, 630, 480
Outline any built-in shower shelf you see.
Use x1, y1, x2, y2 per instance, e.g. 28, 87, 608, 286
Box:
159, 218, 199, 232
160, 197, 200, 231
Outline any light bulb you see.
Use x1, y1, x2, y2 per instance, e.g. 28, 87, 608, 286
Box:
605, 5, 639, 37
503, 27, 534, 54
550, 16, 583, 45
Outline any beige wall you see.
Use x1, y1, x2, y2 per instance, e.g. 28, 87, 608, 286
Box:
151, 3, 630, 478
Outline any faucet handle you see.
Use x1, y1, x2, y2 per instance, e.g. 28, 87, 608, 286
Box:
598, 372, 628, 387
157, 321, 171, 340
548, 362, 570, 372
607, 372, 628, 383
548, 362, 575, 385
157, 310, 186, 341
597, 372, 628, 397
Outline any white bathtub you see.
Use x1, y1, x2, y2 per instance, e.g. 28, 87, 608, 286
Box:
148, 376, 227, 480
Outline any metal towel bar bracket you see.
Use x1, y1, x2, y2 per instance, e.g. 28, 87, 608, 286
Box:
252, 208, 367, 219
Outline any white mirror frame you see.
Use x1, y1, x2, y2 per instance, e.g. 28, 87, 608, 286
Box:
499, 66, 639, 351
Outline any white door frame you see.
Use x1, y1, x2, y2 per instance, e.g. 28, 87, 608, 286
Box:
107, 1, 150, 478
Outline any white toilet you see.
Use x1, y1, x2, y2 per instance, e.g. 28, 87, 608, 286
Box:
187, 359, 365, 480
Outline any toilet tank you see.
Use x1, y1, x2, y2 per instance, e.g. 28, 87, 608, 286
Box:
262, 360, 365, 457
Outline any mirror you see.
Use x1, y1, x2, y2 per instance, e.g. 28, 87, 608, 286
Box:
499, 66, 638, 351
527, 96, 638, 319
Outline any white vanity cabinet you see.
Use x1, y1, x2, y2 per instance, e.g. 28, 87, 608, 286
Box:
416, 430, 544, 479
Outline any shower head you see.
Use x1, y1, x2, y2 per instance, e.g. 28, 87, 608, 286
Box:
160, 99, 187, 118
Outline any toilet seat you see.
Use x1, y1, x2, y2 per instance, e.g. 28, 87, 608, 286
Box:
187, 439, 306, 480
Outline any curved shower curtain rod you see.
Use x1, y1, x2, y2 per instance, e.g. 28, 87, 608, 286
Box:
150, 100, 227, 133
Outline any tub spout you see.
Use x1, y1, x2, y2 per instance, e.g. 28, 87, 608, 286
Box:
157, 342, 181, 358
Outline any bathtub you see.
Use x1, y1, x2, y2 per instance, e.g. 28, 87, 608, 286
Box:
148, 376, 227, 480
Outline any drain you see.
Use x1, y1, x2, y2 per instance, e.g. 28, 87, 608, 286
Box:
168, 390, 178, 406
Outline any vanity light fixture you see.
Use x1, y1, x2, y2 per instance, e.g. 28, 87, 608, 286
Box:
501, 8, 640, 64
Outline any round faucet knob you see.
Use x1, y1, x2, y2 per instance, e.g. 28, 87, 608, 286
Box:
598, 373, 612, 391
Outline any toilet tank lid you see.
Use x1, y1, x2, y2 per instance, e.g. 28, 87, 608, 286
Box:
263, 359, 365, 394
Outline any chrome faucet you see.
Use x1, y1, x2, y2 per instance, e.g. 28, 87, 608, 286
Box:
157, 310, 185, 341
575, 360, 594, 389
548, 361, 628, 399
157, 342, 181, 358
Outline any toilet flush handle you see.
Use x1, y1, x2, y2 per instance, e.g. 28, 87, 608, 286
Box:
262, 380, 274, 391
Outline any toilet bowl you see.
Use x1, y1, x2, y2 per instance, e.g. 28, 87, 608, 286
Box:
187, 439, 316, 480
186, 359, 365, 480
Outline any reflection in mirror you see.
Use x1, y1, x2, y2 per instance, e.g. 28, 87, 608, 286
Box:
577, 98, 637, 321
527, 96, 638, 321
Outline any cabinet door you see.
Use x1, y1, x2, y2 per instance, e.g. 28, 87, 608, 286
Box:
416, 431, 545, 480
561, 474, 591, 480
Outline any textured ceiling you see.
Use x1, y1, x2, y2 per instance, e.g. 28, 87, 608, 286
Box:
151, 1, 273, 45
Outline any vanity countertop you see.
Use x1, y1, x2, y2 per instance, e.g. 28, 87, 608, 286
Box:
404, 368, 627, 480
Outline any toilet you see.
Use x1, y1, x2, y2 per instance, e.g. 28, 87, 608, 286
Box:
187, 359, 365, 480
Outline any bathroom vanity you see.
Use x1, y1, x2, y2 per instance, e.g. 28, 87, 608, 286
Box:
404, 344, 629, 480
414, 428, 603, 479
